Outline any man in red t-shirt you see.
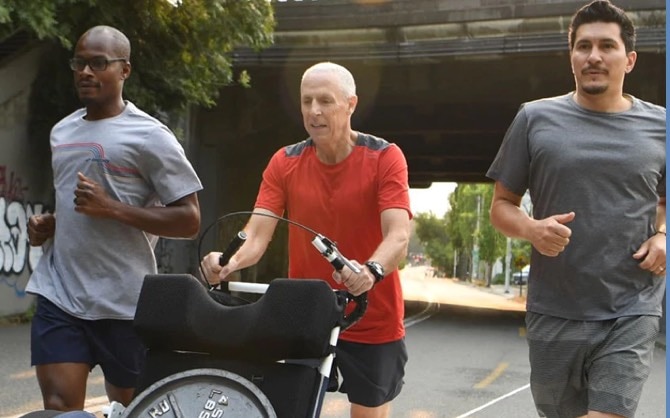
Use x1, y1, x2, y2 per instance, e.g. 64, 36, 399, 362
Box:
202, 61, 412, 418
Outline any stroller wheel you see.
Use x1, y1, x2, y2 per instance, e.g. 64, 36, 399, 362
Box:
122, 368, 276, 418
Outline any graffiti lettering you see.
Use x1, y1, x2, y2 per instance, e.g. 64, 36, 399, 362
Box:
0, 198, 48, 296
0, 165, 28, 202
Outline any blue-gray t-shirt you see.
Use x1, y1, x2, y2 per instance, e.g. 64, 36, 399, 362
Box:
26, 102, 203, 320
487, 93, 666, 320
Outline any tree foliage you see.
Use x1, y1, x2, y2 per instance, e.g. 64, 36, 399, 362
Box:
446, 184, 500, 279
1, 0, 274, 112
413, 183, 510, 280
413, 212, 451, 273
2, 0, 275, 160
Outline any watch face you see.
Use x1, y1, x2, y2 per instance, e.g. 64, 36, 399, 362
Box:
366, 261, 384, 280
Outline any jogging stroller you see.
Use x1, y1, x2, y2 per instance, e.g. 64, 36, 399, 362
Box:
23, 212, 366, 418
106, 272, 365, 418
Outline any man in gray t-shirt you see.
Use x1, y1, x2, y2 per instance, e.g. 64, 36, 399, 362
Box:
26, 26, 202, 410
487, 2, 665, 418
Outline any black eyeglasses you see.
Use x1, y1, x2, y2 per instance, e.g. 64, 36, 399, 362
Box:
69, 57, 128, 72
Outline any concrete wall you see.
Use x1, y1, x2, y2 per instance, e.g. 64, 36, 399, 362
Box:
0, 46, 53, 316
273, 0, 664, 30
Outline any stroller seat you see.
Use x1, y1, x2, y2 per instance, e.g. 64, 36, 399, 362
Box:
130, 274, 347, 418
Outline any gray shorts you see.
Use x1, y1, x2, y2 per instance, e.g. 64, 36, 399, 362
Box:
525, 312, 659, 418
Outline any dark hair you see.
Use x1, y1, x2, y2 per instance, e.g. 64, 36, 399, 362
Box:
569, 0, 636, 52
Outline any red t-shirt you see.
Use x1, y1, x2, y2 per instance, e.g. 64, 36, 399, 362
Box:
255, 132, 412, 343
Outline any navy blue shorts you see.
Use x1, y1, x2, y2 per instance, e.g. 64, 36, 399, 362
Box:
31, 296, 145, 388
333, 338, 407, 407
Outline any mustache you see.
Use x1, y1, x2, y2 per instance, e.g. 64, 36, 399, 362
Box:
77, 80, 101, 88
582, 66, 607, 74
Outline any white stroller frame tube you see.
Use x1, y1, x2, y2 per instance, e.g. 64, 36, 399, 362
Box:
228, 281, 270, 294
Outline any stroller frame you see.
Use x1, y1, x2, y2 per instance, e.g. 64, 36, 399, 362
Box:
105, 273, 365, 418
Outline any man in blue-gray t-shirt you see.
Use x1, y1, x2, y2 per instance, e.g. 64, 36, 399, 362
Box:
26, 25, 203, 410
487, 1, 665, 418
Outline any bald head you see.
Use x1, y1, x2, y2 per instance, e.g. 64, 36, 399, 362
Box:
302, 62, 356, 98
78, 25, 131, 60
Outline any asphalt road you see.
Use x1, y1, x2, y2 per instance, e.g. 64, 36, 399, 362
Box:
0, 267, 665, 417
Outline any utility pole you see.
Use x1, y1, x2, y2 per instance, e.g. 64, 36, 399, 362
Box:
504, 237, 511, 293
453, 249, 458, 278
471, 194, 481, 281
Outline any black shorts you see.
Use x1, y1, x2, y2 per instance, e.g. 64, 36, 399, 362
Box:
31, 296, 146, 388
332, 338, 407, 407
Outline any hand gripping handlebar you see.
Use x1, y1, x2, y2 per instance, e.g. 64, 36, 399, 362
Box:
310, 234, 360, 273
202, 210, 369, 330
217, 232, 368, 330
219, 230, 247, 267
311, 234, 367, 330
214, 230, 247, 292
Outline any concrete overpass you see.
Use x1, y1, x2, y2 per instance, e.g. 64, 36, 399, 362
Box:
194, 0, 665, 202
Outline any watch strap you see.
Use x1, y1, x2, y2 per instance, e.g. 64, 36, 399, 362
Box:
365, 261, 385, 283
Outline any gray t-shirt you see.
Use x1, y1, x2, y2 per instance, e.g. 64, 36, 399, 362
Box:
487, 93, 666, 320
26, 102, 203, 320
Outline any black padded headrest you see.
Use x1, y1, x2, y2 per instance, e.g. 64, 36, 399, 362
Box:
133, 274, 345, 361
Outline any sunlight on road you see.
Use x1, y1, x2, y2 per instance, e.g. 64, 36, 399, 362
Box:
400, 266, 525, 312
9, 370, 33, 380
320, 396, 438, 418
408, 411, 437, 418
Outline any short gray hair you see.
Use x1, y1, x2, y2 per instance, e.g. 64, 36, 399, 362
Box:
302, 62, 356, 98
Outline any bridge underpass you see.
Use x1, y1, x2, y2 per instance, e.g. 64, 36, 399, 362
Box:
195, 0, 664, 190
192, 0, 665, 277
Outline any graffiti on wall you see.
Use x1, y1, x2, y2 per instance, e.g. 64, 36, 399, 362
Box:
0, 164, 182, 300
0, 165, 29, 201
0, 165, 49, 297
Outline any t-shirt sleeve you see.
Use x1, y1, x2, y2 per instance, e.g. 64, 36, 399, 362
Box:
254, 149, 286, 216
139, 125, 203, 205
486, 104, 531, 197
378, 144, 412, 218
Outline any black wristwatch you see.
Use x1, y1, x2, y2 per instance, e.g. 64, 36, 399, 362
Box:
365, 261, 385, 283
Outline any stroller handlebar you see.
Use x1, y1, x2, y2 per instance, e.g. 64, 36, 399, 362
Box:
216, 229, 368, 331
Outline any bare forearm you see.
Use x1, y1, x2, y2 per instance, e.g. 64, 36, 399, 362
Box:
490, 190, 575, 258
106, 196, 200, 238
228, 234, 272, 272
490, 199, 535, 241
369, 208, 411, 272
217, 208, 279, 278
368, 232, 409, 272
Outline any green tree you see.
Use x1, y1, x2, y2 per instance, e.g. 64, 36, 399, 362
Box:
476, 184, 506, 284
412, 183, 510, 281
2, 0, 275, 160
511, 193, 533, 273
512, 240, 532, 270
413, 212, 450, 274
446, 183, 506, 282
407, 221, 424, 256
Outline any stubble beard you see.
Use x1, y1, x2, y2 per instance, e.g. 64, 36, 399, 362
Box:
581, 83, 608, 95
